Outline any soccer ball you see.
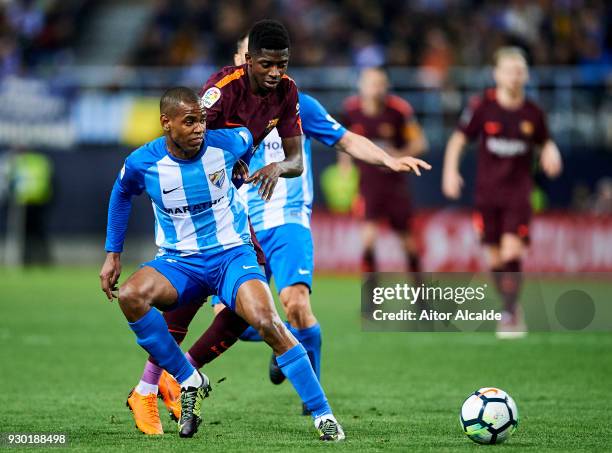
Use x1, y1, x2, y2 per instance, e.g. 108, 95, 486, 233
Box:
459, 387, 519, 444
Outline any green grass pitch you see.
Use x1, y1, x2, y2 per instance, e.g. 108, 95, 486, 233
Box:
1, 267, 611, 452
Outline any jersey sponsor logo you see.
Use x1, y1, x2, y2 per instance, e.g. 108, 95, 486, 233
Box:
520, 120, 534, 136
484, 121, 502, 135
263, 139, 283, 151
486, 137, 527, 156
208, 169, 226, 188
162, 185, 182, 194
298, 268, 311, 275
202, 87, 221, 108
164, 196, 225, 215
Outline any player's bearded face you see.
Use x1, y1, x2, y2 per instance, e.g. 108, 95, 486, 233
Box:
164, 101, 206, 154
246, 48, 289, 92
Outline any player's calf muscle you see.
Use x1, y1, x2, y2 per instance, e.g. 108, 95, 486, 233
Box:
236, 281, 296, 353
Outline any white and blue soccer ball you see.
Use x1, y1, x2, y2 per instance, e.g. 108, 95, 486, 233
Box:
459, 387, 519, 444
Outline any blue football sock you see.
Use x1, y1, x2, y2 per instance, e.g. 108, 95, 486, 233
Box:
129, 308, 195, 383
293, 323, 322, 380
276, 343, 331, 419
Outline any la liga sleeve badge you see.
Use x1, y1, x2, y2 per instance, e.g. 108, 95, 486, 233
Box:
202, 87, 221, 108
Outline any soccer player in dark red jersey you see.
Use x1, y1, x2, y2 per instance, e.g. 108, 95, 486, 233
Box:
442, 47, 562, 338
342, 67, 428, 295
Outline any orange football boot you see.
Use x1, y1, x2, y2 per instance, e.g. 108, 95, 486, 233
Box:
126, 389, 163, 435
158, 370, 181, 421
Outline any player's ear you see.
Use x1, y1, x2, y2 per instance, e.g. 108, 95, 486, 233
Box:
245, 52, 252, 66
160, 114, 170, 132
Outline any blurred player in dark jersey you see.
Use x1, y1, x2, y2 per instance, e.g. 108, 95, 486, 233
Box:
342, 67, 428, 301
442, 47, 562, 339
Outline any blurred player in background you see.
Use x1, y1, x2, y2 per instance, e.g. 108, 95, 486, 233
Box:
442, 47, 562, 338
342, 67, 428, 306
207, 35, 430, 416
124, 20, 345, 441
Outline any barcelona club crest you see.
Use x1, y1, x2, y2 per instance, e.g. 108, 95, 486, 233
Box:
208, 169, 226, 189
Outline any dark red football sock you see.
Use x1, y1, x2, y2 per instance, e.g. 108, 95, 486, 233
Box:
147, 299, 204, 366
362, 248, 376, 273
407, 252, 421, 274
492, 260, 523, 314
406, 252, 426, 310
187, 307, 249, 368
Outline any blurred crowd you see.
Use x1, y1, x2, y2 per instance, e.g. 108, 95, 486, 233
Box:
131, 0, 611, 79
0, 0, 96, 77
2, 0, 610, 81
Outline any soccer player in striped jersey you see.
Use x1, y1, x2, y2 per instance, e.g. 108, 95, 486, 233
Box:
100, 87, 344, 440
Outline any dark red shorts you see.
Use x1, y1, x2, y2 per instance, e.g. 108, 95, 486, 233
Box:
473, 204, 531, 245
356, 190, 413, 232
249, 219, 266, 265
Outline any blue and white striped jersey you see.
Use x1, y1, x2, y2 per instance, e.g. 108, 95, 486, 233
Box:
246, 93, 347, 232
105, 128, 253, 255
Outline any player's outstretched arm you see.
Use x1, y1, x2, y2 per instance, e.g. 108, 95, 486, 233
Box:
335, 130, 431, 176
539, 139, 562, 179
442, 130, 467, 199
100, 252, 121, 301
245, 135, 304, 201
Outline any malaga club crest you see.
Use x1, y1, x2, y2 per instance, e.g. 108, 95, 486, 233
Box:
208, 169, 226, 189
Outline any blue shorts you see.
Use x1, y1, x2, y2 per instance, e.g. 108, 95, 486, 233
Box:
258, 223, 314, 293
142, 245, 266, 310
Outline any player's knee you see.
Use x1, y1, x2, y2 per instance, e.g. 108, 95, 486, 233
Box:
500, 240, 523, 263
280, 285, 313, 327
251, 311, 284, 337
118, 283, 149, 313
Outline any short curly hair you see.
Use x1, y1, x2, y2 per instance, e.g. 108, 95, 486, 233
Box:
248, 19, 290, 54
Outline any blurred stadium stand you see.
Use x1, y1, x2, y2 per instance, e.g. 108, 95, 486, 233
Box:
0, 0, 610, 268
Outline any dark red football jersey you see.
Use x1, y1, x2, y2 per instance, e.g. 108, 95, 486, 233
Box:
458, 89, 549, 207
342, 94, 416, 196
199, 64, 302, 148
